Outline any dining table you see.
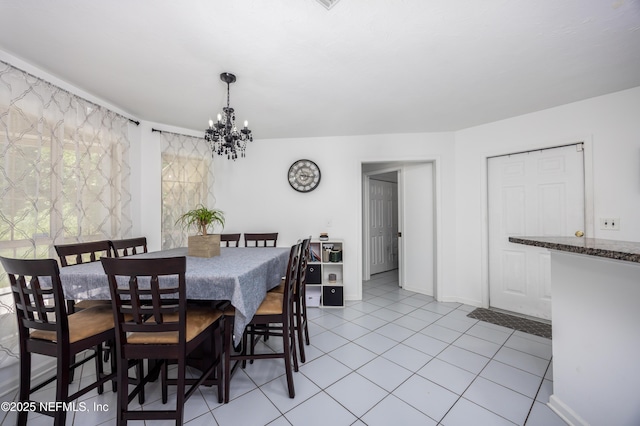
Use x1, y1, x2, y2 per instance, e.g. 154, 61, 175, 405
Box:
58, 246, 290, 342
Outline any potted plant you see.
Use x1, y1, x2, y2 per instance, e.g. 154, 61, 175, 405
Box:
177, 204, 225, 257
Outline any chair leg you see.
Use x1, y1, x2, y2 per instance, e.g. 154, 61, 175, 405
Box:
95, 344, 104, 394
215, 321, 224, 404
223, 317, 234, 403
295, 299, 306, 363
55, 351, 70, 425
116, 356, 129, 426
282, 317, 295, 398
17, 351, 30, 426
175, 359, 186, 424
162, 360, 168, 404
136, 361, 145, 404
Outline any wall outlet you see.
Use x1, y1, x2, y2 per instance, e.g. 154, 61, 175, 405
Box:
600, 218, 620, 230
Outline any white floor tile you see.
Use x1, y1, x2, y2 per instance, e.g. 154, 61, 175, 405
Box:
525, 401, 568, 426
361, 394, 438, 426
261, 370, 321, 413
441, 398, 516, 426
480, 360, 544, 399
353, 331, 398, 355
402, 332, 449, 357
392, 374, 459, 421
374, 322, 416, 342
309, 330, 350, 353
436, 346, 490, 375
381, 343, 433, 372
325, 372, 388, 417
493, 346, 550, 377
465, 323, 512, 345
356, 356, 413, 392
329, 342, 378, 370
416, 358, 476, 395
212, 389, 280, 426
504, 334, 553, 360
463, 377, 534, 424
421, 323, 464, 344
453, 334, 501, 358
299, 354, 351, 388
284, 392, 357, 426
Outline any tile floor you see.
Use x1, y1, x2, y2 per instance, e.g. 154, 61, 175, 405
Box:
0, 270, 567, 425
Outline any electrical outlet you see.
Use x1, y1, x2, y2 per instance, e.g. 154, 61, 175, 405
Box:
600, 218, 620, 230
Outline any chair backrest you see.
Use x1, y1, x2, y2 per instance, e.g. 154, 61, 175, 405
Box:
0, 257, 69, 343
296, 237, 311, 296
109, 237, 148, 258
282, 243, 302, 312
55, 240, 112, 267
100, 257, 187, 348
220, 233, 241, 247
244, 232, 278, 247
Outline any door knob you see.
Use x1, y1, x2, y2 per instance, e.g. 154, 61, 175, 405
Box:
575, 230, 584, 237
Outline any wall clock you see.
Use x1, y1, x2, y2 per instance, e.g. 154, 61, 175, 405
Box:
288, 159, 321, 192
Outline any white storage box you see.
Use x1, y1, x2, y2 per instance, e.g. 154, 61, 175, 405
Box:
306, 286, 321, 307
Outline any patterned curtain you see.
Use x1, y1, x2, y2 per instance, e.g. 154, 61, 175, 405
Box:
161, 132, 215, 249
0, 61, 132, 370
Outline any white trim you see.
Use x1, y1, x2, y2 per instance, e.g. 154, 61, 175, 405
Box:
548, 395, 589, 426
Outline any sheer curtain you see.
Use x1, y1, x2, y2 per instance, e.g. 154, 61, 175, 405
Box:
0, 61, 132, 379
161, 132, 215, 249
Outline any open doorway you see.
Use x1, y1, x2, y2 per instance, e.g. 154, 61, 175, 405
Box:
362, 161, 436, 298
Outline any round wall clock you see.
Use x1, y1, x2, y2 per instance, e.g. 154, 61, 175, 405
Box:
288, 159, 321, 192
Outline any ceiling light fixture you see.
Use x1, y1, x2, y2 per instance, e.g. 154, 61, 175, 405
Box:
205, 72, 253, 160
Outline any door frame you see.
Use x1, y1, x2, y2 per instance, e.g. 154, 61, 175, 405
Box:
481, 137, 595, 309
359, 158, 442, 300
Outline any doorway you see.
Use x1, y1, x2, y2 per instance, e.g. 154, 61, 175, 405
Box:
487, 143, 585, 319
362, 161, 437, 298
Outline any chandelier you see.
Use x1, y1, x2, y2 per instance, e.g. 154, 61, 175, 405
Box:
205, 72, 253, 160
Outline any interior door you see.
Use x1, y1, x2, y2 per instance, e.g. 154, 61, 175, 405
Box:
369, 178, 398, 274
488, 144, 585, 319
401, 162, 434, 296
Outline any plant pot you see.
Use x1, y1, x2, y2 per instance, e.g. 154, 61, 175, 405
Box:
188, 234, 221, 258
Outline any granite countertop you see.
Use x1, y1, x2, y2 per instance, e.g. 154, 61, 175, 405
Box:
508, 236, 640, 263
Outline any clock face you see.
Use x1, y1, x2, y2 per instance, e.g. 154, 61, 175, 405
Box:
288, 159, 321, 192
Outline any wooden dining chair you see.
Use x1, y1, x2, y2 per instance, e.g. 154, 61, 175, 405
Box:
109, 237, 148, 257
220, 233, 241, 247
101, 256, 224, 425
54, 240, 113, 313
244, 232, 278, 247
269, 237, 312, 363
0, 256, 116, 426
223, 242, 300, 403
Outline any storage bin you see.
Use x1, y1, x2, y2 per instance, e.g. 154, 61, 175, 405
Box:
306, 264, 321, 284
322, 286, 343, 306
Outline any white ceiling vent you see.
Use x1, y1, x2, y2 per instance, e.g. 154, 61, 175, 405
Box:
315, 0, 341, 10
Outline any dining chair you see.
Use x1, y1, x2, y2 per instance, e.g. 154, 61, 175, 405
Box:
0, 256, 116, 426
101, 256, 224, 425
54, 240, 113, 313
223, 242, 301, 403
109, 237, 148, 257
220, 233, 241, 247
270, 237, 312, 363
244, 232, 278, 247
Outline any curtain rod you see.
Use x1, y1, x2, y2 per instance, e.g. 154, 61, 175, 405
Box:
0, 59, 140, 126
151, 128, 204, 139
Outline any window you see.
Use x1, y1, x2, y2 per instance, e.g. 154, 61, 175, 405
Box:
160, 133, 215, 249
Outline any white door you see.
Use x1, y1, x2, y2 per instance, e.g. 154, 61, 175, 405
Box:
488, 144, 585, 319
369, 179, 398, 274
401, 162, 434, 296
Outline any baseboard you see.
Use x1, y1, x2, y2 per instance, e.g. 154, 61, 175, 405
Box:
548, 394, 589, 426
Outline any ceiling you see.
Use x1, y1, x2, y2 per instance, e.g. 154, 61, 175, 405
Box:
1, 0, 639, 140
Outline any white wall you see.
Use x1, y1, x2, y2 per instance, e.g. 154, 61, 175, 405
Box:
454, 86, 640, 307
209, 133, 457, 301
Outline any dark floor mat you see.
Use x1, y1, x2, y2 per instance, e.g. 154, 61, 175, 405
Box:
467, 308, 552, 339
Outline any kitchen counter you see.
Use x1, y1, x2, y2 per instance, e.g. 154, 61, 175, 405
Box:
510, 236, 640, 426
508, 236, 640, 263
